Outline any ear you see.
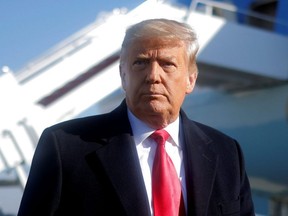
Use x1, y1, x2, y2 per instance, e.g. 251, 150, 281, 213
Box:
119, 65, 127, 91
186, 71, 197, 94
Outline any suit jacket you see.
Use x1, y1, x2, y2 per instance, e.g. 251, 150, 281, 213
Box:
18, 101, 254, 216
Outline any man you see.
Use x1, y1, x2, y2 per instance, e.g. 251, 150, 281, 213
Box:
18, 19, 255, 215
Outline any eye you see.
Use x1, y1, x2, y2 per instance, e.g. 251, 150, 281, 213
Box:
133, 59, 149, 66
160, 61, 177, 72
162, 62, 175, 67
132, 59, 149, 71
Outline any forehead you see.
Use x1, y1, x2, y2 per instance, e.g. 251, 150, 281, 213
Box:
125, 37, 186, 57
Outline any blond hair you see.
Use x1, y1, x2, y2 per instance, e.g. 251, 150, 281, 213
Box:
120, 18, 199, 73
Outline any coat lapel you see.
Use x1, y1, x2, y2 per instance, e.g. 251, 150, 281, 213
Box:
88, 101, 151, 216
181, 111, 218, 216
94, 133, 151, 216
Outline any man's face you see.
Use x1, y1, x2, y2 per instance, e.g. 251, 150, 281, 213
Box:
120, 38, 197, 128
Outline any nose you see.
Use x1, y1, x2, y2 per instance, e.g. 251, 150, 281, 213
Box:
146, 61, 161, 84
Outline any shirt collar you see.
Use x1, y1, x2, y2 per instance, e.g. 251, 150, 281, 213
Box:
127, 109, 180, 147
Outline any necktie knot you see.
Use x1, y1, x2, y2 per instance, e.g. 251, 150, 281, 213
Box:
151, 129, 170, 146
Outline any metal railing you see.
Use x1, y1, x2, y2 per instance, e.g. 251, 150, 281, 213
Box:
185, 0, 288, 34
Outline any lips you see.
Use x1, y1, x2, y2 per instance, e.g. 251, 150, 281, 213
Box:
140, 86, 166, 98
141, 92, 166, 100
142, 91, 163, 95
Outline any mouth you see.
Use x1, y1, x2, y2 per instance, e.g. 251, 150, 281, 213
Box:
142, 91, 163, 95
141, 93, 166, 99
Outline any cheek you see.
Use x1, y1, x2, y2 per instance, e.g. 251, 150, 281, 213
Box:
167, 77, 188, 100
122, 73, 138, 94
120, 68, 132, 91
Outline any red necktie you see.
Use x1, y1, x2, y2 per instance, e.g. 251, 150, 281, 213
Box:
151, 129, 183, 216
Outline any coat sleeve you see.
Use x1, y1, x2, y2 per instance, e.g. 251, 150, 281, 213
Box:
17, 128, 62, 216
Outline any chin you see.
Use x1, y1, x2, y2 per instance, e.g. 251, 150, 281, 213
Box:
146, 100, 167, 112
131, 98, 170, 117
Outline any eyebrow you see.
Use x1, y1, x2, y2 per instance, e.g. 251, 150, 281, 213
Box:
135, 53, 177, 62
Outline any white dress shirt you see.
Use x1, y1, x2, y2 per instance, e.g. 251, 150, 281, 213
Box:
127, 109, 187, 214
